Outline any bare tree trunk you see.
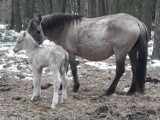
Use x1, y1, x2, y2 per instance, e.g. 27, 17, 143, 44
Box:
135, 0, 142, 19
141, 0, 152, 40
111, 0, 120, 14
10, 0, 15, 29
42, 0, 53, 14
77, 0, 80, 14
105, 0, 109, 15
99, 0, 105, 16
88, 0, 96, 18
14, 0, 22, 32
61, 0, 67, 13
152, 0, 160, 60
80, 0, 87, 16
30, 0, 35, 18
121, 0, 135, 16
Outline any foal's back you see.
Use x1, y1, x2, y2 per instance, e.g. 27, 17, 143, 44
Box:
30, 45, 68, 69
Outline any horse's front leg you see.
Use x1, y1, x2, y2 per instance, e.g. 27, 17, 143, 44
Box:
69, 54, 79, 92
31, 68, 42, 101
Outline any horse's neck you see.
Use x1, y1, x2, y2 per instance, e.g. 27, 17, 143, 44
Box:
43, 27, 64, 44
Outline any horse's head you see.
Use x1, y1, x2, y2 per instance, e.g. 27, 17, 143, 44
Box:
27, 15, 44, 45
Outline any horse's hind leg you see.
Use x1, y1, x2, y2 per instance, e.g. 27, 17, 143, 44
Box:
105, 56, 126, 96
127, 48, 138, 95
69, 54, 79, 92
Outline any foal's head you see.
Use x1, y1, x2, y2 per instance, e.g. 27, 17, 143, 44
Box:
13, 32, 39, 53
27, 15, 44, 45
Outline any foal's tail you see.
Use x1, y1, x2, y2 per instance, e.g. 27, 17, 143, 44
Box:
136, 21, 148, 93
60, 52, 69, 75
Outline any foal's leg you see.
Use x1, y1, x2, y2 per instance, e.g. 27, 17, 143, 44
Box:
60, 71, 68, 103
51, 69, 61, 109
105, 56, 126, 96
31, 68, 42, 101
69, 54, 79, 92
127, 48, 138, 95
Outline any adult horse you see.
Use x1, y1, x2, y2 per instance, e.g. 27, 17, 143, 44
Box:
27, 13, 148, 95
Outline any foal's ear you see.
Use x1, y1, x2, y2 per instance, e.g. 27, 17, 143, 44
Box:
38, 15, 42, 24
23, 32, 26, 37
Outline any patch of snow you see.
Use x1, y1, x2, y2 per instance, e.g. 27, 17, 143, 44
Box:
24, 76, 33, 81
14, 53, 27, 59
111, 93, 117, 96
6, 64, 19, 72
0, 64, 5, 70
85, 61, 116, 70
0, 24, 6, 29
123, 87, 130, 93
148, 60, 160, 68
43, 39, 56, 46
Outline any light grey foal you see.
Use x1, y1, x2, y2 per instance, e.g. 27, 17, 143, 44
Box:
13, 32, 69, 109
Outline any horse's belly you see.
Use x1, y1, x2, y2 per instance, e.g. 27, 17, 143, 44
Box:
76, 44, 113, 61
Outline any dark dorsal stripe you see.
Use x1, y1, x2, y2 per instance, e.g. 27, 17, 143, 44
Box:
41, 13, 82, 32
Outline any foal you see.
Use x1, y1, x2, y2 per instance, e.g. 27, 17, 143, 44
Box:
13, 32, 69, 109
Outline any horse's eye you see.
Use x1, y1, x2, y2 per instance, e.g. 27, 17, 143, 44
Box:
37, 30, 40, 34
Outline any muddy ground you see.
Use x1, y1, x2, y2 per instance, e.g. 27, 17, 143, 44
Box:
0, 53, 160, 120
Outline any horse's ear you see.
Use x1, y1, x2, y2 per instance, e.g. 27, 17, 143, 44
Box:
38, 14, 42, 24
23, 16, 30, 25
23, 32, 26, 37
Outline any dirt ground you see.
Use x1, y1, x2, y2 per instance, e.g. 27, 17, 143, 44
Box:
0, 55, 160, 120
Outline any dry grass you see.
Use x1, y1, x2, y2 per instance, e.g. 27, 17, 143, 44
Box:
1, 57, 160, 120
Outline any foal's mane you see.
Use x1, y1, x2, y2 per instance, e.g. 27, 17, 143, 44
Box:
41, 13, 82, 31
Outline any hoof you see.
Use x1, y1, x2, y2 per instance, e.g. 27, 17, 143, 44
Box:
59, 83, 62, 91
127, 87, 136, 95
73, 83, 80, 92
31, 96, 40, 102
104, 90, 114, 96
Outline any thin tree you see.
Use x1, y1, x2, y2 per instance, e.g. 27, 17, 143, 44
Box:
152, 0, 160, 60
99, 0, 105, 16
88, 0, 96, 18
10, 0, 15, 29
61, 0, 67, 13
111, 0, 120, 14
141, 0, 152, 40
14, 0, 22, 32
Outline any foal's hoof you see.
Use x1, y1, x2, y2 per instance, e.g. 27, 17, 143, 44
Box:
59, 83, 62, 91
73, 83, 80, 92
31, 96, 40, 102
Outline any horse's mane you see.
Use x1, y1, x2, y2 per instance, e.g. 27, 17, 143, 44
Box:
41, 13, 82, 32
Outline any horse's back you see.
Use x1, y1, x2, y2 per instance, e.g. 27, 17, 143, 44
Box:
75, 13, 140, 61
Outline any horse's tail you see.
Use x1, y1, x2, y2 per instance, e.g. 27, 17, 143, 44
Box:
136, 21, 148, 93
